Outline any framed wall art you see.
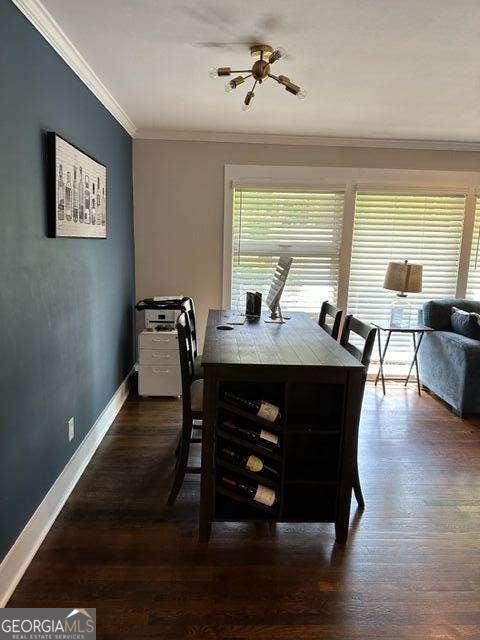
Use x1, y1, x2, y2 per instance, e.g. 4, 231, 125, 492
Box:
49, 132, 107, 238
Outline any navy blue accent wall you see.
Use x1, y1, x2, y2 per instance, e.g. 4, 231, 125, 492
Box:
0, 0, 135, 562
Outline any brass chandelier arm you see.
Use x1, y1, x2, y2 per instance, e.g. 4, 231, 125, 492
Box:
216, 68, 252, 77
269, 73, 301, 93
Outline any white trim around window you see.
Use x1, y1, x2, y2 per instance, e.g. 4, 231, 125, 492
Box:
222, 165, 480, 309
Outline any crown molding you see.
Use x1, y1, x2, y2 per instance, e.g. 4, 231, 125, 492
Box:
11, 0, 137, 137
135, 128, 480, 151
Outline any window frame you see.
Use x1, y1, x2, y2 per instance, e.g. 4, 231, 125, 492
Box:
223, 165, 480, 310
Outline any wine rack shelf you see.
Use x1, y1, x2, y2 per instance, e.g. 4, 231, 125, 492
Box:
216, 486, 278, 516
200, 310, 366, 544
216, 428, 283, 462
218, 401, 284, 431
216, 458, 280, 491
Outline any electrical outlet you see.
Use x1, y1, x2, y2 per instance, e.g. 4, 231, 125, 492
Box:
68, 417, 75, 442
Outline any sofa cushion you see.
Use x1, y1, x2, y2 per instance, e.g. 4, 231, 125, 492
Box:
451, 306, 480, 340
422, 298, 480, 330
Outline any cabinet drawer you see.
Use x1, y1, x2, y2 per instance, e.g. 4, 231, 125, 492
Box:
139, 332, 178, 350
138, 365, 181, 396
139, 349, 180, 365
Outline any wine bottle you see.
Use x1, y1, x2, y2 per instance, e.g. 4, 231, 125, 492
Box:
91, 182, 96, 224
72, 166, 79, 223
218, 445, 279, 479
221, 421, 280, 450
221, 475, 278, 508
65, 171, 72, 221
57, 164, 65, 220
101, 187, 106, 225
222, 391, 281, 423
78, 166, 84, 222
84, 175, 90, 224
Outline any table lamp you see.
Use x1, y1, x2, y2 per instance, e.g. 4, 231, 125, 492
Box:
383, 260, 423, 327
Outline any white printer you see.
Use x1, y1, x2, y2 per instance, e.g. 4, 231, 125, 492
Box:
135, 296, 188, 396
136, 295, 185, 330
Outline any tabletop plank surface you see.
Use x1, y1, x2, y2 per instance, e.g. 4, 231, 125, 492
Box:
202, 310, 364, 369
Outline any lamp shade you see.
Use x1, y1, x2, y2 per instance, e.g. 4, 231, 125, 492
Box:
383, 261, 422, 294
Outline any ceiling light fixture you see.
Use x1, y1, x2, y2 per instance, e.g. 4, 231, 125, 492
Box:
209, 44, 307, 111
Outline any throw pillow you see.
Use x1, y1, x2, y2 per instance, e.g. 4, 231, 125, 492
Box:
451, 306, 480, 340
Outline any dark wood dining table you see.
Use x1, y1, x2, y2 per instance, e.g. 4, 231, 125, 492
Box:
199, 310, 366, 544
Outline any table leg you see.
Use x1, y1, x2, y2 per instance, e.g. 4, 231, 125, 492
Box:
375, 330, 391, 395
199, 373, 216, 542
405, 332, 417, 387
374, 332, 381, 384
405, 332, 425, 396
413, 332, 424, 396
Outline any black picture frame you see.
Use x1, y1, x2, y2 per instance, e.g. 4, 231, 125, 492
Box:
48, 132, 107, 238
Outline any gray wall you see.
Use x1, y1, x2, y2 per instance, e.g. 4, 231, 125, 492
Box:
133, 138, 480, 346
0, 0, 135, 561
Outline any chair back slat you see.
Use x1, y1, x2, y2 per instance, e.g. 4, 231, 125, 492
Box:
177, 313, 195, 417
318, 301, 343, 341
344, 342, 364, 362
181, 297, 198, 357
340, 314, 377, 368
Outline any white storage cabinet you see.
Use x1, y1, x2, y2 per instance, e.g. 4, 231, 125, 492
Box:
138, 330, 181, 396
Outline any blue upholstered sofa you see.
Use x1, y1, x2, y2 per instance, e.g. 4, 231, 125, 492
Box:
418, 299, 480, 416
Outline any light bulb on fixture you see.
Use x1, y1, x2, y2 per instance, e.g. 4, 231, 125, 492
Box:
269, 47, 286, 64
296, 88, 307, 100
225, 76, 244, 92
209, 68, 218, 79
242, 90, 255, 112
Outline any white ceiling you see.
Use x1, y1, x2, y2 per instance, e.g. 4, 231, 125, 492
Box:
41, 0, 480, 141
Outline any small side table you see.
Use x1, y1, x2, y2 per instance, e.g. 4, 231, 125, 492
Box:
372, 323, 434, 396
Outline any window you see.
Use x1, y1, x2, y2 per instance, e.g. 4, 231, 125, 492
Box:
467, 197, 480, 300
348, 192, 465, 360
224, 167, 480, 373
231, 189, 344, 314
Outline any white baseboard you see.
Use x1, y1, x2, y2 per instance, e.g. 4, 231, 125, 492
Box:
0, 368, 133, 607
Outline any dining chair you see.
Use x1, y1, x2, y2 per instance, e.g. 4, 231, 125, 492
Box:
168, 312, 203, 506
181, 297, 203, 381
340, 314, 377, 508
318, 301, 343, 341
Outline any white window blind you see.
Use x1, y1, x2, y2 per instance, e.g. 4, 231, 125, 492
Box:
467, 197, 480, 300
231, 189, 344, 314
348, 192, 465, 360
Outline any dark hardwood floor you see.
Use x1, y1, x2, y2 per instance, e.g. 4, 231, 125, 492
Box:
8, 384, 480, 639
